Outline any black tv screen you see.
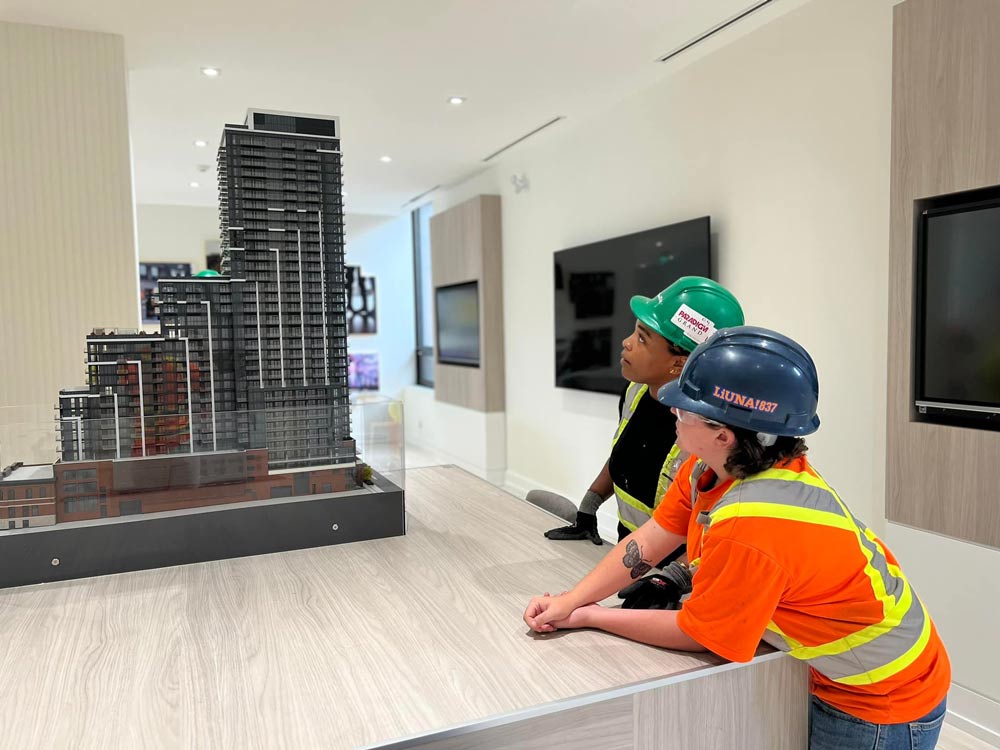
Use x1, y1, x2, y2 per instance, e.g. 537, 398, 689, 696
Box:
915, 187, 1000, 427
436, 281, 480, 367
554, 217, 711, 394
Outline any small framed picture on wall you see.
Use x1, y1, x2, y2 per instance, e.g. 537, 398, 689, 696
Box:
346, 265, 378, 334
348, 351, 379, 391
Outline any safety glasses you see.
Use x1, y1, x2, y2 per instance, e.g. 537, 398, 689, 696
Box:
671, 407, 725, 430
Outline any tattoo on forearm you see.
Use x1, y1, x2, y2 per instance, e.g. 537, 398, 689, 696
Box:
622, 540, 652, 579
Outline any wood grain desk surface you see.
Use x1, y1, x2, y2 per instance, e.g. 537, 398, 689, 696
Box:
0, 465, 771, 749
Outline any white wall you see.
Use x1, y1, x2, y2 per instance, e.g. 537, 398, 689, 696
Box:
433, 0, 1000, 731
135, 203, 218, 272
134, 203, 219, 332
344, 213, 416, 400
435, 0, 893, 530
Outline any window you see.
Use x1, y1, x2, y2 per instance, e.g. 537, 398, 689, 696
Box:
64, 497, 99, 514
31, 506, 39, 517
119, 499, 141, 515
270, 486, 293, 498
39, 486, 49, 498
63, 469, 96, 481
412, 203, 435, 387
25, 489, 33, 499
62, 484, 78, 495
7, 507, 15, 518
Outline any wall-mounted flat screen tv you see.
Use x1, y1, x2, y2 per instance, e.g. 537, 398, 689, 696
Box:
436, 281, 480, 367
554, 217, 711, 394
914, 185, 1000, 430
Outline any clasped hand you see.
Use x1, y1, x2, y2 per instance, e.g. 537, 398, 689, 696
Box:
523, 593, 600, 633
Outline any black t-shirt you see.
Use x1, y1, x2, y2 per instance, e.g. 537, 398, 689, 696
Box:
608, 384, 679, 516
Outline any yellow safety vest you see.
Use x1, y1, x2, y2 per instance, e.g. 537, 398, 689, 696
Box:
611, 381, 688, 533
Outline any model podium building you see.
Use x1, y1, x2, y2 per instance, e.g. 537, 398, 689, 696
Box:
2, 112, 402, 550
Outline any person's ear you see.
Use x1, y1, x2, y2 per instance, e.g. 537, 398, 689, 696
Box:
716, 427, 737, 450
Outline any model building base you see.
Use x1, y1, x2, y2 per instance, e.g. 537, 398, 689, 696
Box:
0, 470, 404, 589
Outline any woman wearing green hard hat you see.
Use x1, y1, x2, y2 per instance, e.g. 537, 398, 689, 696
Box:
545, 276, 744, 609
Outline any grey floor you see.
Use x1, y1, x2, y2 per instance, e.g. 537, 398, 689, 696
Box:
939, 724, 998, 749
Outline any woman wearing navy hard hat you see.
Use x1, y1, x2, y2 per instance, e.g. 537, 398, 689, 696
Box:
526, 326, 950, 750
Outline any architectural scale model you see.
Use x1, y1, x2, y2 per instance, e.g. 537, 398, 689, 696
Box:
1, 110, 371, 530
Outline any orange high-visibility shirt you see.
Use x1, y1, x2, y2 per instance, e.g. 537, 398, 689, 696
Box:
653, 455, 950, 724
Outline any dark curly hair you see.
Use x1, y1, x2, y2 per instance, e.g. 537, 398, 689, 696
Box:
723, 425, 808, 479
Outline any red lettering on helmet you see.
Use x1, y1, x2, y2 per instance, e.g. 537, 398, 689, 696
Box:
678, 310, 710, 332
710, 387, 778, 415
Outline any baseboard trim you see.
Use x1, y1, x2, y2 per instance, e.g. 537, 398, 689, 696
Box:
502, 470, 619, 544
502, 470, 562, 500
947, 684, 1000, 747
405, 441, 505, 487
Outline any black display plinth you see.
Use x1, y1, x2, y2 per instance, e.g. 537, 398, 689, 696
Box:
0, 471, 404, 589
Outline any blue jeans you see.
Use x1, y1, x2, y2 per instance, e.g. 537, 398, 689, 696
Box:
809, 695, 947, 750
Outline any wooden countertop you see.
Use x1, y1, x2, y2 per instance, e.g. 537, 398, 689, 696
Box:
0, 465, 769, 749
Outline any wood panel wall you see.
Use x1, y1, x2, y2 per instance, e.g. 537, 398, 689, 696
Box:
429, 195, 504, 412
887, 0, 1000, 546
0, 22, 139, 461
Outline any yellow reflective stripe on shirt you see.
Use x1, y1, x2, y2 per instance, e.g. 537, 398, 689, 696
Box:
784, 583, 913, 661
619, 516, 638, 533
709, 501, 857, 532
765, 620, 804, 650
821, 482, 896, 615
613, 383, 647, 445
741, 466, 830, 492
655, 443, 683, 507
614, 482, 654, 529
834, 603, 933, 686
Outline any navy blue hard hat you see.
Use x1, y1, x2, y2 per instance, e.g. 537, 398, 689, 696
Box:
657, 326, 820, 436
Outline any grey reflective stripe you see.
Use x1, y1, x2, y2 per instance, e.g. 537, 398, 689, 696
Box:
799, 601, 927, 682
688, 461, 709, 507
710, 479, 907, 602
713, 477, 844, 517
761, 629, 791, 652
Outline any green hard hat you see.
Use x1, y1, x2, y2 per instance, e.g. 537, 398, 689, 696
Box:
630, 276, 744, 353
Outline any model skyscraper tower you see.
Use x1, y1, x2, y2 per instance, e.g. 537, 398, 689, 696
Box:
216, 110, 350, 468
58, 110, 353, 471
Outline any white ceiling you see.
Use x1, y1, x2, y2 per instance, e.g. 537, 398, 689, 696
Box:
4, 0, 783, 215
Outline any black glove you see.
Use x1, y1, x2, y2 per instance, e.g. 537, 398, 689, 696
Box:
544, 511, 603, 545
618, 574, 682, 610
617, 562, 692, 609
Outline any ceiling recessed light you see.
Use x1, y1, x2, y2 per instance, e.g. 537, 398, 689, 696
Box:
379, 155, 392, 163
193, 139, 208, 148
448, 96, 466, 105
189, 181, 200, 188
200, 67, 221, 78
